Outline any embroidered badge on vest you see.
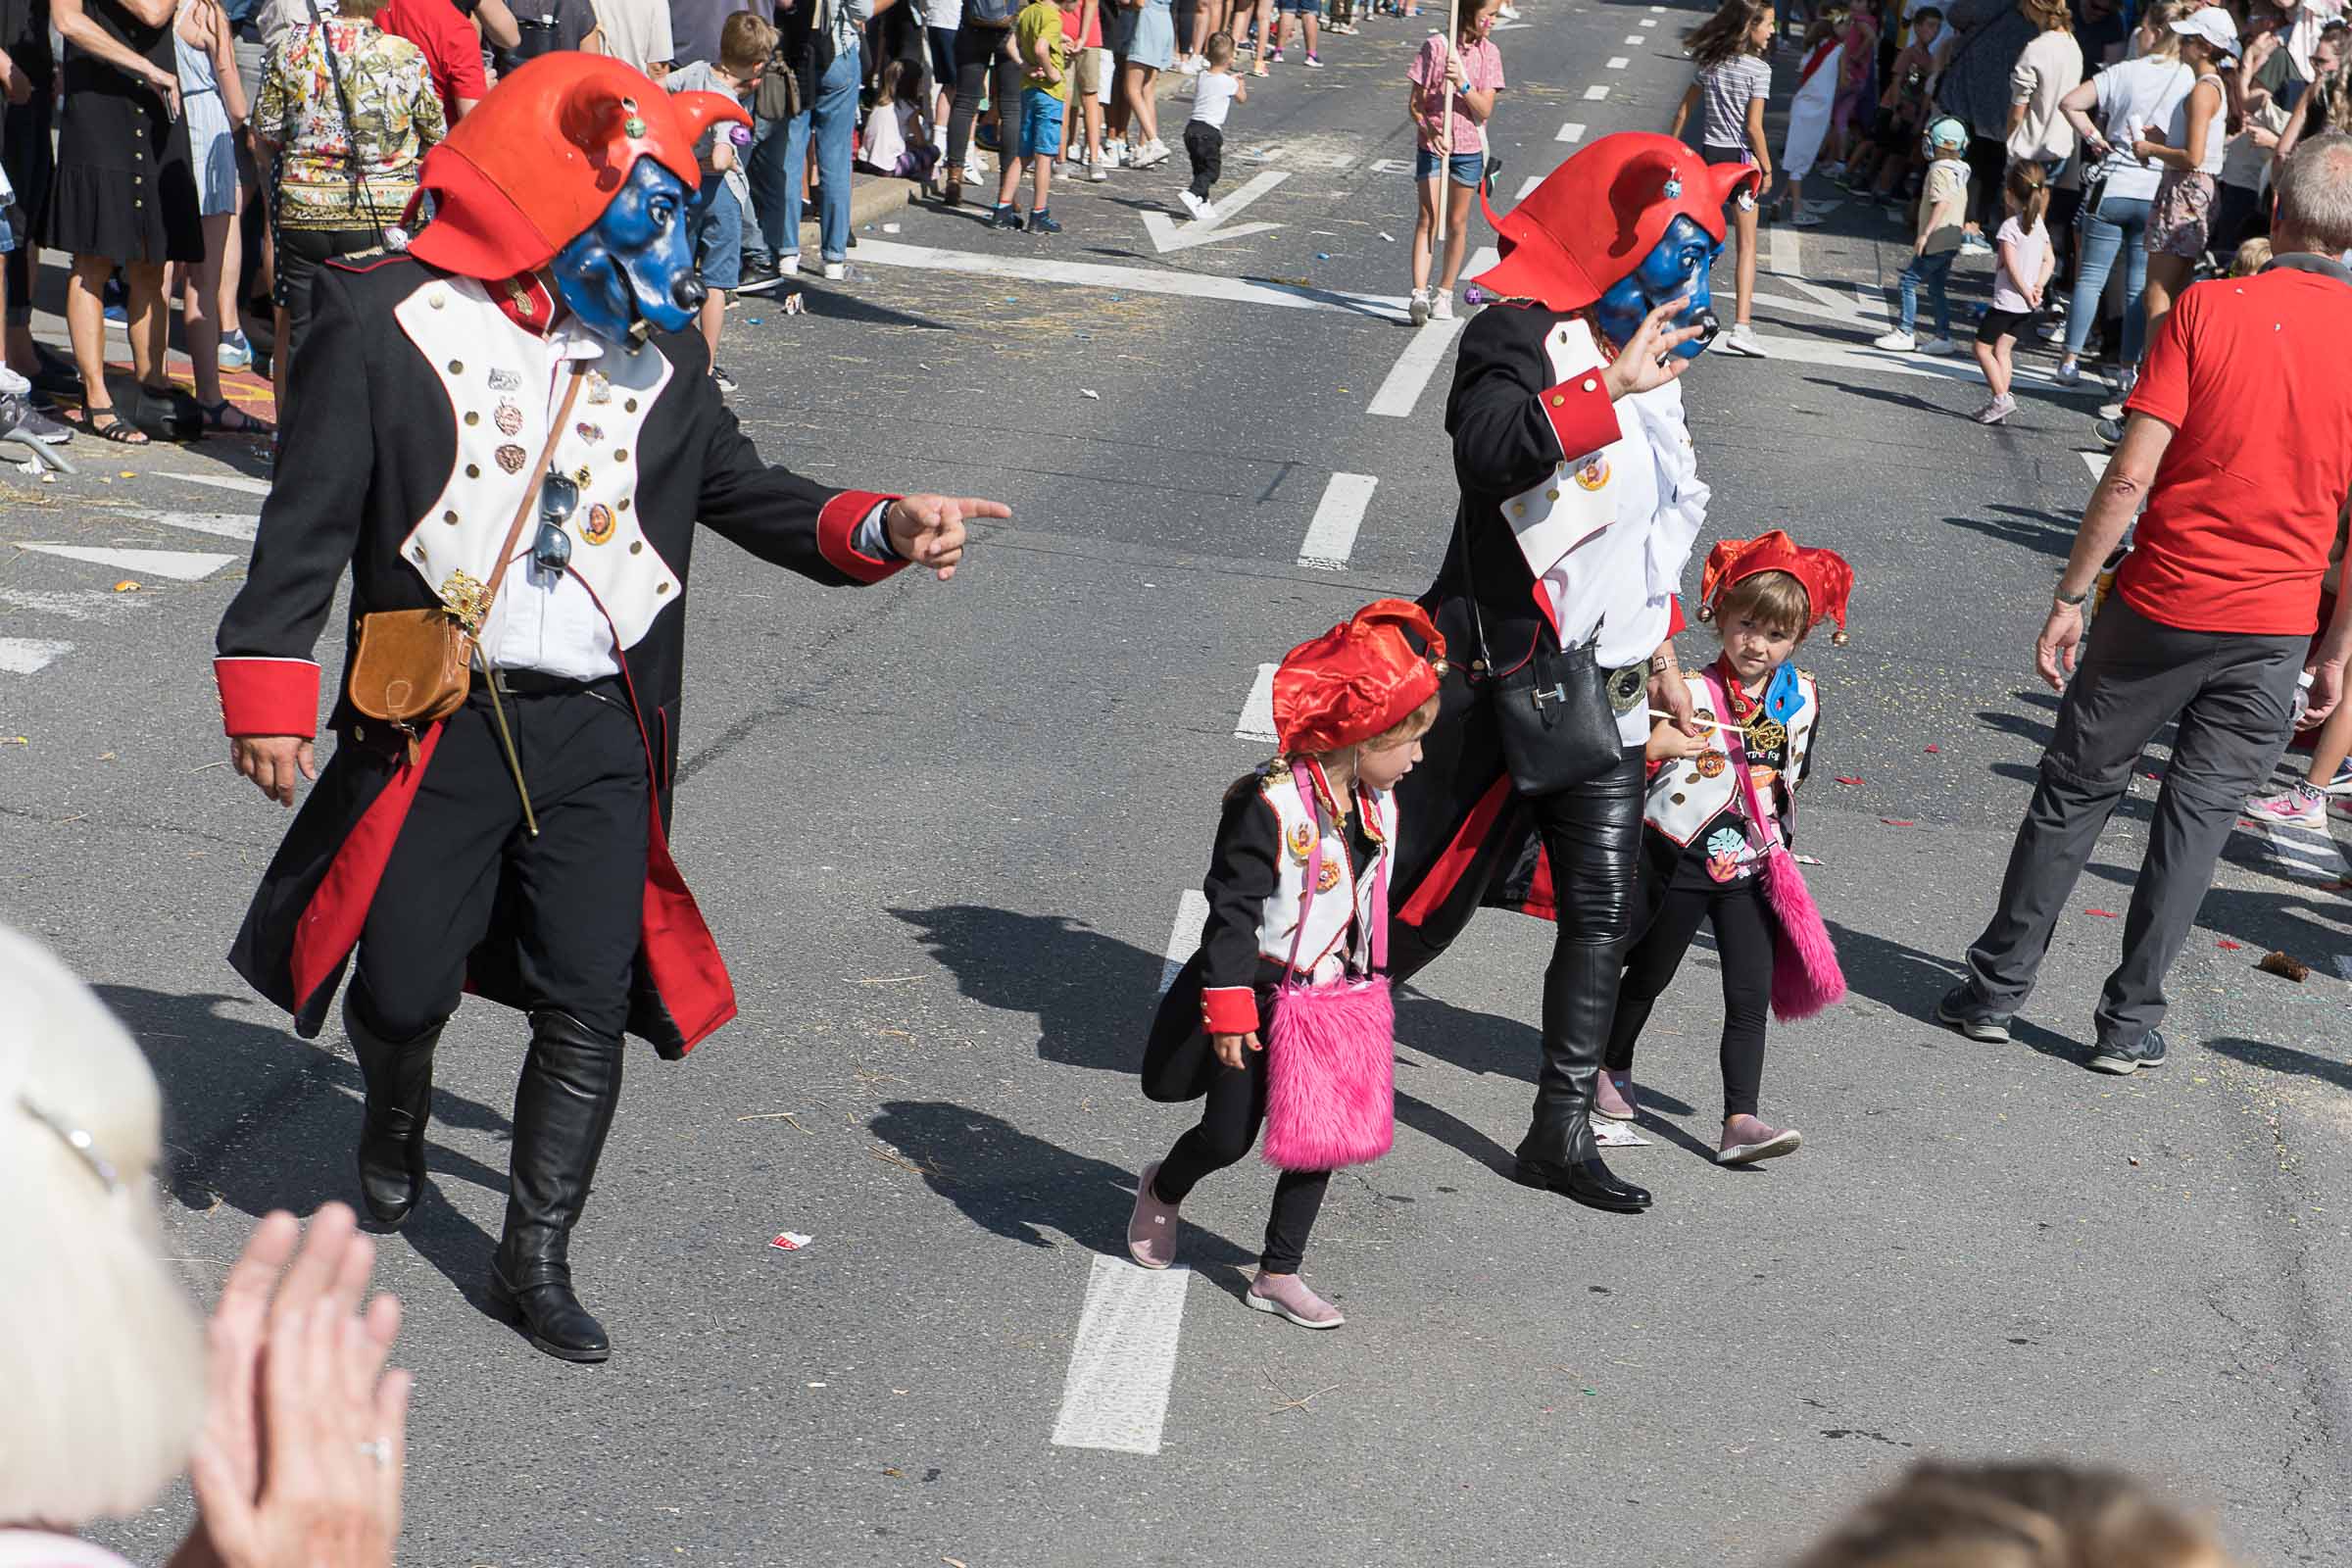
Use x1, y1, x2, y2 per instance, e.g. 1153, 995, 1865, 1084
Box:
1316, 858, 1343, 893
583, 503, 616, 545
1696, 751, 1728, 778
1286, 821, 1315, 862
1574, 456, 1610, 491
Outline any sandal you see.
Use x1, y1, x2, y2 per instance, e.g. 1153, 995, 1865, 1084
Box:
199, 398, 274, 436
85, 408, 149, 444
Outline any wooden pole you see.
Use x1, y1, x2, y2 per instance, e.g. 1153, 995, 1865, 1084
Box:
1433, 0, 1463, 259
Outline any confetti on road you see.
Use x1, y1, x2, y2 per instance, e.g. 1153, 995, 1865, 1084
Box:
1881, 818, 1915, 826
769, 1231, 815, 1251
1924, 744, 1940, 753
2218, 940, 2243, 951
2086, 908, 2118, 918
1836, 776, 1864, 786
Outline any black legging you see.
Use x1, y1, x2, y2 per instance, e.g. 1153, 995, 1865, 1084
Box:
1606, 873, 1774, 1119
1517, 744, 1649, 1168
946, 22, 1024, 178
1152, 1032, 1331, 1273
1966, 134, 2008, 234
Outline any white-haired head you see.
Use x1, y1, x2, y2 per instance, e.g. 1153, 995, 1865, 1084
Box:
0, 926, 207, 1529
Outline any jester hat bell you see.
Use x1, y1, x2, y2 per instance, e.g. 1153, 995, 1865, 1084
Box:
1471, 131, 1763, 313
1698, 530, 1857, 641
404, 53, 751, 281
1273, 600, 1449, 756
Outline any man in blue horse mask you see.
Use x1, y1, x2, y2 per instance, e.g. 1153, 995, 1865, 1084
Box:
212, 54, 1010, 1363
1383, 132, 1764, 1217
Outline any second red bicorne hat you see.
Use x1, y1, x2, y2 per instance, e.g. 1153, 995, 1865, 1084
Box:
1697, 530, 1856, 638
405, 53, 751, 281
1273, 600, 1448, 755
1470, 131, 1763, 314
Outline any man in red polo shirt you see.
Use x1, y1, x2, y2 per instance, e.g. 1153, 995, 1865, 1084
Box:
379, 0, 496, 120
1941, 132, 2352, 1076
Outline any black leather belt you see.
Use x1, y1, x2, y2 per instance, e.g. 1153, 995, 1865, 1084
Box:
477, 667, 625, 699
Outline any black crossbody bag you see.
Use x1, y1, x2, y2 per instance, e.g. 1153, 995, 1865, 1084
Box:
1456, 512, 1642, 798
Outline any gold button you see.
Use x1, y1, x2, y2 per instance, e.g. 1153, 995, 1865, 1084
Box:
1550, 394, 1565, 406
1511, 503, 1526, 516
413, 545, 426, 561
1671, 792, 1686, 805
1546, 489, 1560, 501
464, 412, 479, 426
443, 510, 459, 524
629, 540, 643, 554
656, 581, 669, 595
449, 360, 464, 374
617, 498, 630, 512
354, 723, 367, 742
612, 448, 628, 463
624, 398, 638, 412
466, 464, 480, 478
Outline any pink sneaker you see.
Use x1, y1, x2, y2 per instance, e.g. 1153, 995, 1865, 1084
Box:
2246, 786, 2327, 829
1247, 1270, 1346, 1329
1719, 1113, 1801, 1165
1126, 1161, 1180, 1269
1594, 1069, 1637, 1121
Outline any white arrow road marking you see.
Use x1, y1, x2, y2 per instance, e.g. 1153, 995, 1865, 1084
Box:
123, 510, 261, 543
159, 470, 271, 497
1141, 170, 1291, 253
1050, 1254, 1193, 1454
16, 543, 237, 580
1237, 662, 1279, 743
1298, 472, 1379, 569
1158, 891, 1210, 995
848, 238, 1408, 319
2080, 451, 2107, 482
0, 638, 75, 674
0, 587, 149, 620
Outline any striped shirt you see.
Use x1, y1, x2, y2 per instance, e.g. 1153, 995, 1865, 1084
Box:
1696, 55, 1771, 153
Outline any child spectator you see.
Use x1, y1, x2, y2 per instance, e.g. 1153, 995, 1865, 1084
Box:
1270, 0, 1320, 68
2230, 233, 2275, 274
1180, 30, 1245, 219
1670, 0, 1776, 355
1779, 5, 1848, 226
1056, 0, 1107, 179
1131, 602, 1445, 1330
1007, 0, 1068, 230
1874, 114, 1969, 354
1970, 162, 2053, 423
1405, 0, 1503, 325
666, 10, 773, 391
1602, 534, 1852, 1167
858, 59, 941, 185
1821, 0, 1880, 178
1849, 5, 1942, 206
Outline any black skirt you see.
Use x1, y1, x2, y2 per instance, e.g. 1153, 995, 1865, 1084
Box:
44, 0, 203, 265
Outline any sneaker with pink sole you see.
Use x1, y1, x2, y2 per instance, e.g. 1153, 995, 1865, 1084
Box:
1127, 1161, 1180, 1269
1594, 1069, 1637, 1120
2246, 785, 2328, 829
1247, 1270, 1346, 1328
1718, 1113, 1801, 1165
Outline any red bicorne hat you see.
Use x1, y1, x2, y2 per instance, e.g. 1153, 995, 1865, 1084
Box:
1697, 530, 1857, 642
1470, 131, 1762, 312
1273, 599, 1449, 756
404, 53, 751, 280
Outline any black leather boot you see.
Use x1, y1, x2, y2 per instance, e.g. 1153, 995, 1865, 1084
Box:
487, 1008, 623, 1362
1512, 913, 1652, 1213
343, 987, 442, 1229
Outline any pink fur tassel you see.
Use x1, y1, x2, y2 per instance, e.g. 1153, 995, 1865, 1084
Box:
1762, 845, 1845, 1020
1262, 979, 1396, 1171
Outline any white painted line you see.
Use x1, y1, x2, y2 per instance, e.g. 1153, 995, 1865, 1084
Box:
1237, 662, 1279, 743
2079, 451, 2107, 482
16, 544, 238, 581
1649, 4, 1666, 11
126, 510, 261, 543
1606, 56, 1630, 68
1583, 83, 1610, 100
1368, 315, 1466, 417
1049, 1253, 1193, 1455
161, 470, 271, 497
0, 587, 146, 620
1515, 173, 1543, 201
0, 638, 74, 674
1555, 121, 1587, 143
1159, 890, 1210, 995
1768, 224, 1802, 277
1625, 32, 1646, 43
849, 238, 1408, 320
1640, 16, 1659, 24
1298, 472, 1379, 570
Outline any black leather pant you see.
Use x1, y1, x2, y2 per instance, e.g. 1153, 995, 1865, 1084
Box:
1516, 744, 1648, 1166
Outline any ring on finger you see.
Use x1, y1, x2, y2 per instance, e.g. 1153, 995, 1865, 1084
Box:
358, 1438, 394, 1467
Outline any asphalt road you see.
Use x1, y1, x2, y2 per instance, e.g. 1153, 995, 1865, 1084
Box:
5, 4, 2352, 1565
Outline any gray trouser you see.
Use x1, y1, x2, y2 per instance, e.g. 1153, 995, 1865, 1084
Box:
1966, 597, 2305, 1048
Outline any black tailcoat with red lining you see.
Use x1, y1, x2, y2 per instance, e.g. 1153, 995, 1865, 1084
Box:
214, 252, 902, 1057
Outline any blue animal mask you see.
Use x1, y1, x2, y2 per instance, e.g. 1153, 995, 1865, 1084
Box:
1592, 214, 1721, 362
548, 156, 710, 349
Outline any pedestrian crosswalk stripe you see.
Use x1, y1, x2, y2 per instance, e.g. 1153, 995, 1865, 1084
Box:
1297, 473, 1378, 570
125, 510, 261, 543
1516, 173, 1543, 201
0, 638, 74, 675
1606, 56, 1630, 68
1237, 663, 1279, 744
1584, 83, 1610, 100
1159, 891, 1210, 995
17, 544, 238, 581
1049, 1254, 1193, 1455
0, 587, 146, 620
161, 470, 271, 497
1555, 121, 1586, 142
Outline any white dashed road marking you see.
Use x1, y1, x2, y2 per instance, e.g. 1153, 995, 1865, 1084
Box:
1297, 472, 1379, 570
1584, 83, 1610, 100
1158, 891, 1211, 995
161, 470, 272, 498
16, 543, 238, 580
0, 638, 74, 675
1365, 247, 1494, 417
1556, 121, 1587, 142
1238, 662, 1280, 743
1050, 1253, 1194, 1455
1607, 56, 1630, 68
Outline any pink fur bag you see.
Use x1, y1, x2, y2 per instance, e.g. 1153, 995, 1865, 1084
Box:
1710, 670, 1847, 1022
1262, 774, 1396, 1172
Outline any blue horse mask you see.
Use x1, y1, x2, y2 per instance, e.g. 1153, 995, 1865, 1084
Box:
548, 157, 710, 349
1592, 214, 1722, 362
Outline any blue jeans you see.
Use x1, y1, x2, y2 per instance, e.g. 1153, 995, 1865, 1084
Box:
1895, 248, 1954, 339
749, 43, 860, 265
2062, 192, 2152, 367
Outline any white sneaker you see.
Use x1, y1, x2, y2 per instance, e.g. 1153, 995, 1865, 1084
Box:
1872, 328, 1917, 352
1715, 320, 1766, 356
777, 254, 802, 275
1179, 53, 1204, 73
1918, 335, 1956, 356
1195, 199, 1217, 221
1178, 189, 1207, 219
1431, 289, 1454, 319
1103, 138, 1128, 167
2052, 361, 2082, 387
822, 261, 847, 280
1132, 139, 1171, 169
2097, 397, 2128, 420
1408, 286, 1431, 326
962, 157, 989, 183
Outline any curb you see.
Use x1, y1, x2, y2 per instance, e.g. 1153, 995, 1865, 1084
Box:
824, 173, 917, 239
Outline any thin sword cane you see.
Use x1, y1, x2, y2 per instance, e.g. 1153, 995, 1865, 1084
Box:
474, 648, 541, 838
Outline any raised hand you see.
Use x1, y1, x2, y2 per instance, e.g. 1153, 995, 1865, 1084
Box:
884, 494, 1010, 581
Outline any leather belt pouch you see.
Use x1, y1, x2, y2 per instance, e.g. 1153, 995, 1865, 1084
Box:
348, 609, 472, 730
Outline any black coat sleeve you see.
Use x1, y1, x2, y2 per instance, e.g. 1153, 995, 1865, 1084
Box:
1446, 305, 1622, 504
1197, 781, 1282, 1032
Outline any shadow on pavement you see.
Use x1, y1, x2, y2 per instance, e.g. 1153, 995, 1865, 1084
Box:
888, 904, 1154, 1072
1945, 505, 2076, 561
98, 982, 512, 1311
2206, 1035, 2352, 1090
